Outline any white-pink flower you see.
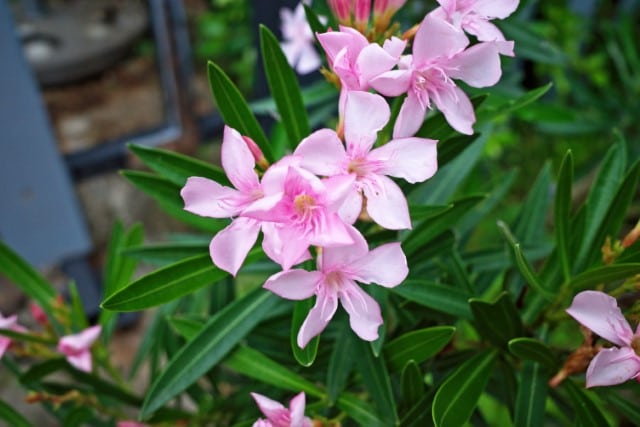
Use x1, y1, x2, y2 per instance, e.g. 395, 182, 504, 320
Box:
432, 0, 519, 42
280, 1, 323, 75
251, 392, 312, 427
566, 291, 640, 387
0, 311, 22, 359
264, 226, 408, 347
244, 165, 355, 271
294, 91, 437, 230
370, 14, 512, 137
317, 26, 405, 114
181, 126, 271, 275
57, 325, 101, 372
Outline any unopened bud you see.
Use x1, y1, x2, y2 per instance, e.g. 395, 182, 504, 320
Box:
242, 136, 269, 170
328, 0, 351, 25
354, 0, 371, 34
373, 0, 406, 33
30, 303, 48, 326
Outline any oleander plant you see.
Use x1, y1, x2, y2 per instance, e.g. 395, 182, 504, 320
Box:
1, 1, 639, 426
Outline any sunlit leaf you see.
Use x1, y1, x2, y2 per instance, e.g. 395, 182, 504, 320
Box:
384, 326, 455, 372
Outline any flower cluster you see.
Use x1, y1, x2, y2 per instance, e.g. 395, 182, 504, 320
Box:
182, 0, 516, 347
251, 392, 312, 427
0, 307, 101, 373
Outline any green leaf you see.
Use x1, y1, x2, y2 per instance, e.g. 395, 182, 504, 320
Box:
102, 254, 224, 311
336, 394, 387, 427
512, 162, 552, 244
225, 346, 323, 397
403, 194, 486, 256
207, 61, 273, 162
0, 240, 56, 313
384, 326, 456, 372
128, 144, 228, 187
514, 362, 549, 427
437, 134, 481, 168
555, 150, 573, 282
432, 349, 498, 427
122, 242, 209, 266
167, 316, 205, 340
470, 292, 524, 349
141, 289, 281, 418
260, 25, 310, 150
401, 361, 424, 411
570, 263, 640, 291
392, 280, 472, 319
0, 400, 32, 427
303, 4, 328, 36
480, 83, 554, 121
291, 298, 319, 367
497, 221, 554, 300
327, 323, 355, 405
352, 337, 398, 425
562, 379, 611, 427
62, 407, 94, 427
582, 159, 640, 267
0, 328, 55, 345
500, 20, 568, 65
19, 358, 67, 383
68, 282, 88, 330
508, 338, 558, 370
121, 170, 227, 232
574, 141, 626, 271
601, 391, 640, 425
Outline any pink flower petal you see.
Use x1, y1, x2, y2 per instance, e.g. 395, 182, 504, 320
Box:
448, 42, 503, 88
307, 211, 354, 248
413, 14, 468, 65
369, 137, 438, 183
349, 242, 408, 287
221, 126, 260, 194
295, 44, 322, 75
356, 43, 401, 87
209, 217, 261, 276
339, 281, 383, 341
566, 291, 634, 347
433, 85, 475, 135
289, 392, 307, 427
321, 225, 369, 271
383, 36, 407, 58
295, 129, 347, 176
181, 177, 242, 218
0, 338, 11, 359
250, 392, 288, 421
298, 292, 338, 348
363, 175, 411, 230
464, 19, 507, 42
370, 69, 414, 97
586, 347, 640, 387
337, 187, 363, 225
392, 92, 427, 138
473, 0, 519, 20
263, 224, 314, 271
66, 351, 93, 372
323, 173, 357, 212
344, 91, 390, 154
58, 325, 101, 354
264, 270, 322, 300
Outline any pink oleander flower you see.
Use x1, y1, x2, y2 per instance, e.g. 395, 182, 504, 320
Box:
566, 291, 640, 387
317, 27, 405, 114
264, 226, 408, 347
244, 164, 356, 271
57, 325, 101, 372
0, 311, 22, 359
251, 392, 312, 427
370, 14, 513, 137
280, 1, 323, 75
181, 126, 272, 275
432, 0, 519, 42
294, 91, 437, 230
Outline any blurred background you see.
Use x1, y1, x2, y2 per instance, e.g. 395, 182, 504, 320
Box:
0, 0, 638, 423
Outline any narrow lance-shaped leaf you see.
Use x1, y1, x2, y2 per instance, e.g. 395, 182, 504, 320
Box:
352, 334, 398, 425
260, 25, 310, 151
562, 379, 611, 427
0, 400, 32, 427
401, 360, 425, 411
391, 280, 472, 319
141, 288, 281, 418
555, 150, 573, 282
432, 350, 498, 427
508, 338, 558, 370
514, 362, 548, 427
207, 61, 273, 162
384, 326, 456, 372
122, 242, 209, 266
469, 292, 524, 349
291, 298, 319, 367
128, 144, 229, 187
570, 263, 640, 291
326, 323, 355, 405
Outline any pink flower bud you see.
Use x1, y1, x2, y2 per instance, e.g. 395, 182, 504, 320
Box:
328, 0, 351, 24
30, 303, 48, 326
373, 0, 406, 31
242, 136, 266, 167
354, 0, 371, 33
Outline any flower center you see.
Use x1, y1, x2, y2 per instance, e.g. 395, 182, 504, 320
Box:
294, 194, 316, 218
